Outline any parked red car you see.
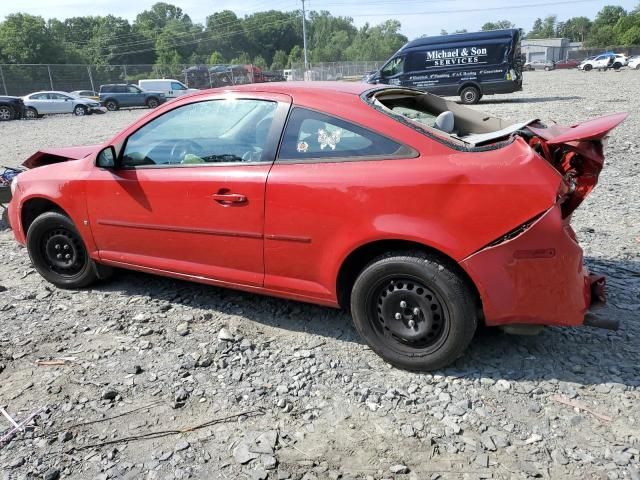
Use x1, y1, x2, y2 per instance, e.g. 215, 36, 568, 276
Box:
554, 59, 580, 69
7, 82, 627, 370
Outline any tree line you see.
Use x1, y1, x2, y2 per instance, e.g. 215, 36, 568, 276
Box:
0, 2, 638, 69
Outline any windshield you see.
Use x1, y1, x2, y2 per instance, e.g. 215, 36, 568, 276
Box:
381, 56, 404, 77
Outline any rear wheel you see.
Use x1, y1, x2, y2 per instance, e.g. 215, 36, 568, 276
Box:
350, 252, 478, 371
0, 105, 14, 121
544, 66, 550, 71
26, 211, 102, 289
584, 64, 593, 71
24, 107, 38, 119
146, 97, 159, 108
612, 62, 622, 70
459, 86, 481, 104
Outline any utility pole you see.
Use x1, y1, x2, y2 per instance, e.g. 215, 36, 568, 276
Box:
301, 0, 309, 75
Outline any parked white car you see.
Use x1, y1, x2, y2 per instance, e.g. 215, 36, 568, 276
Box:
138, 79, 198, 98
579, 53, 628, 71
22, 91, 105, 118
628, 56, 640, 70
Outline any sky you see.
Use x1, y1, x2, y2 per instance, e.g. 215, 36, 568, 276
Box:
1, 0, 638, 40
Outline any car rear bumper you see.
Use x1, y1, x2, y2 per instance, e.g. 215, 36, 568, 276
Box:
461, 206, 602, 328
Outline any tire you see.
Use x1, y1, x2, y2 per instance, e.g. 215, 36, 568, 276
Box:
0, 105, 14, 121
73, 105, 87, 116
584, 64, 593, 71
612, 63, 622, 71
24, 107, 38, 119
636, 64, 640, 70
350, 252, 478, 371
26, 211, 100, 289
105, 100, 118, 111
544, 66, 550, 71
146, 97, 159, 108
459, 86, 480, 104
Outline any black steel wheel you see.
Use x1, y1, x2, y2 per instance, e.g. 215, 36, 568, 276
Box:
351, 252, 478, 371
26, 211, 100, 288
147, 97, 159, 108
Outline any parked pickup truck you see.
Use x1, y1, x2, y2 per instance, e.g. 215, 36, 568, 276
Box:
99, 84, 167, 111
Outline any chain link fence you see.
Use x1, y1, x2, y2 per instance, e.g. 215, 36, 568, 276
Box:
0, 64, 285, 96
289, 61, 384, 81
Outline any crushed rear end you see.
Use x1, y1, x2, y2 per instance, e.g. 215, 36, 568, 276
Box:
461, 113, 628, 330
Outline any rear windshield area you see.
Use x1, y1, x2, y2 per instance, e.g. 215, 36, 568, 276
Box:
367, 88, 534, 148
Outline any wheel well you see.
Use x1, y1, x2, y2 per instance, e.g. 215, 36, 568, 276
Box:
335, 239, 482, 313
457, 82, 481, 95
21, 198, 67, 234
104, 98, 118, 104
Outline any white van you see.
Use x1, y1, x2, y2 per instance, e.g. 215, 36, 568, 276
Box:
138, 79, 198, 98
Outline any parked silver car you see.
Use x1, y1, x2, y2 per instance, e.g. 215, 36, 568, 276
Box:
524, 59, 555, 71
22, 91, 105, 118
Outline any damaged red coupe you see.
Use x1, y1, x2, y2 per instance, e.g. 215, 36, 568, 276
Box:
7, 82, 627, 370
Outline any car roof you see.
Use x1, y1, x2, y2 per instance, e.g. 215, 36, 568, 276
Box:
204, 81, 376, 97
27, 91, 71, 95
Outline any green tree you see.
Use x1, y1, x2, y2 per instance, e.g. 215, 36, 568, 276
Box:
209, 51, 224, 64
345, 20, 407, 61
482, 20, 515, 31
288, 45, 304, 66
527, 15, 557, 38
270, 49, 289, 70
205, 10, 246, 61
0, 13, 62, 63
230, 52, 251, 64
556, 16, 592, 41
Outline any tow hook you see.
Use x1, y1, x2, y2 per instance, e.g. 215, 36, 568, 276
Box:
584, 312, 619, 331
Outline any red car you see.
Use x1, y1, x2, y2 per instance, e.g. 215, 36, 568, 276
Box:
7, 82, 627, 370
554, 59, 580, 69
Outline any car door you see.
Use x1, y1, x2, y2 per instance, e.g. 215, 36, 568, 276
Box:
26, 93, 49, 113
264, 106, 418, 300
85, 93, 291, 286
54, 93, 75, 113
126, 85, 145, 106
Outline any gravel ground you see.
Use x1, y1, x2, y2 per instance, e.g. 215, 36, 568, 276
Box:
0, 70, 639, 480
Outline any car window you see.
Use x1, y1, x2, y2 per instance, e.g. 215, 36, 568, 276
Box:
382, 56, 404, 77
171, 82, 186, 90
278, 108, 404, 161
121, 99, 278, 167
30, 93, 47, 100
127, 86, 141, 93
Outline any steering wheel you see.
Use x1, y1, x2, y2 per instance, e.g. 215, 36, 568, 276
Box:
168, 139, 203, 164
241, 146, 263, 162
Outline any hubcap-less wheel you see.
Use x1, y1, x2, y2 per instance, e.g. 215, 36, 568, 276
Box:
147, 98, 159, 108
0, 106, 12, 120
372, 277, 449, 352
41, 228, 85, 276
106, 101, 117, 111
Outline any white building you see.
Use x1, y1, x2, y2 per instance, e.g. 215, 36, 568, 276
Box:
522, 38, 575, 62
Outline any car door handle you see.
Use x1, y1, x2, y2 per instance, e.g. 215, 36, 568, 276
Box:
212, 192, 247, 204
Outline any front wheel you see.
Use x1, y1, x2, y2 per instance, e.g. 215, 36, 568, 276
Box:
26, 211, 102, 289
459, 86, 480, 104
73, 105, 87, 116
146, 98, 159, 108
350, 252, 478, 371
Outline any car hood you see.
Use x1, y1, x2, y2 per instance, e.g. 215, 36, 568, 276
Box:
23, 144, 100, 169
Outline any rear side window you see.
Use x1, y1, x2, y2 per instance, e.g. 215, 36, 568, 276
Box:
278, 108, 405, 161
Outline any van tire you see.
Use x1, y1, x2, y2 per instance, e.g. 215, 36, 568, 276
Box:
460, 86, 480, 104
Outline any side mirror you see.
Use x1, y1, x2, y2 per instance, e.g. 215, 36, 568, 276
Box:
96, 146, 116, 169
